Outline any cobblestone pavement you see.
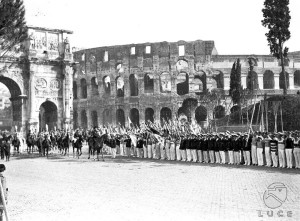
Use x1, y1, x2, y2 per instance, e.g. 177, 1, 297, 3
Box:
3, 146, 300, 221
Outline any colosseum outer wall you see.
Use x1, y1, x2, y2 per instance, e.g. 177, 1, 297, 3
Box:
72, 40, 300, 129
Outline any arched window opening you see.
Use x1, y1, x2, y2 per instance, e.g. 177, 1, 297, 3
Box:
116, 77, 124, 97
73, 110, 78, 129
129, 74, 138, 96
195, 106, 207, 124
91, 77, 99, 96
116, 109, 125, 127
81, 110, 87, 129
80, 78, 87, 98
129, 108, 139, 126
160, 72, 171, 93
103, 109, 112, 126
177, 72, 189, 95
91, 111, 98, 127
247, 71, 258, 90
160, 107, 172, 126
103, 76, 111, 95
145, 108, 154, 123
263, 70, 274, 89
144, 73, 154, 93
212, 71, 224, 89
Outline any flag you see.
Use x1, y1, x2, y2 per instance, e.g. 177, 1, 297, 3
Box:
128, 116, 133, 128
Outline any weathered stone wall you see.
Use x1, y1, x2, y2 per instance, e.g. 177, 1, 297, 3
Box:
73, 40, 300, 128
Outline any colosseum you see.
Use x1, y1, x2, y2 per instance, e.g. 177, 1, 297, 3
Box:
72, 40, 300, 130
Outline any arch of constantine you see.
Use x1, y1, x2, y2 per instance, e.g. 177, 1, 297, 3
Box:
0, 26, 73, 134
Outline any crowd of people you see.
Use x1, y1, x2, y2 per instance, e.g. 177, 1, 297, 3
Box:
2, 124, 300, 169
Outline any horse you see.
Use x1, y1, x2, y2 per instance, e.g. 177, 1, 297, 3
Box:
36, 136, 44, 156
42, 137, 52, 158
26, 135, 36, 154
72, 135, 84, 159
87, 135, 95, 159
89, 134, 109, 161
61, 134, 70, 156
12, 136, 21, 154
2, 140, 11, 161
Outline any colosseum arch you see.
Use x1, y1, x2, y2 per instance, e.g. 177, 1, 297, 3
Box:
176, 72, 189, 95
116, 109, 125, 127
81, 109, 88, 129
160, 72, 171, 93
80, 78, 87, 98
129, 74, 138, 96
160, 107, 172, 126
212, 71, 224, 89
130, 108, 140, 126
116, 76, 124, 97
194, 71, 206, 94
263, 70, 274, 89
103, 76, 111, 96
195, 106, 207, 124
91, 110, 98, 127
91, 77, 99, 96
73, 110, 78, 129
145, 108, 154, 123
144, 73, 154, 93
103, 109, 112, 126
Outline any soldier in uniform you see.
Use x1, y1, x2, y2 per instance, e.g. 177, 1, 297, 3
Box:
179, 135, 187, 161
285, 132, 294, 168
175, 134, 181, 161
196, 135, 203, 163
277, 133, 286, 168
251, 133, 258, 165
136, 134, 144, 158
169, 134, 176, 161
228, 134, 234, 165
244, 133, 252, 166
202, 135, 209, 163
293, 132, 300, 169
263, 133, 272, 167
270, 134, 278, 167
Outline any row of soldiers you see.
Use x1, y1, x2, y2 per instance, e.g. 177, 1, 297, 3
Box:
99, 130, 300, 169
25, 127, 300, 169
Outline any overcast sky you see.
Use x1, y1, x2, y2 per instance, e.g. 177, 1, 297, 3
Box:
22, 0, 300, 55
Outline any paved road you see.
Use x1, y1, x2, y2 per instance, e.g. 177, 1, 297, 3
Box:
3, 146, 300, 221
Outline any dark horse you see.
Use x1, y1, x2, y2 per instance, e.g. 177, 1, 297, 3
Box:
12, 135, 21, 154
42, 137, 52, 158
88, 134, 109, 161
60, 134, 70, 156
72, 135, 84, 159
26, 134, 36, 154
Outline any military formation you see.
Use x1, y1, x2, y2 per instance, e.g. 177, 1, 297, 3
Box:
1, 124, 300, 169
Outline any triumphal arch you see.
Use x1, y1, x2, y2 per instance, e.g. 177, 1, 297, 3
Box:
0, 26, 73, 134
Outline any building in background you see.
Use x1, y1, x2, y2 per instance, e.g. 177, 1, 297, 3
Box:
72, 40, 300, 131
